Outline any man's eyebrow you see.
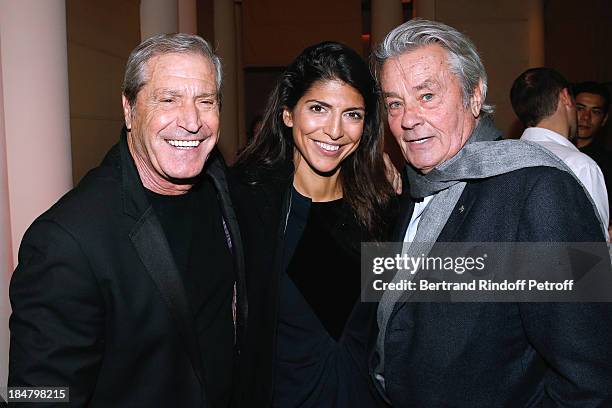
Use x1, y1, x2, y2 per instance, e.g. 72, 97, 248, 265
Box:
413, 80, 438, 92
196, 92, 217, 99
576, 102, 605, 110
154, 88, 181, 96
153, 89, 217, 99
195, 92, 217, 99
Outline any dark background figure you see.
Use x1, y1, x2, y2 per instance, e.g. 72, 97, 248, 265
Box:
575, 81, 610, 152
511, 68, 609, 240
231, 41, 395, 407
8, 34, 246, 407
574, 81, 612, 224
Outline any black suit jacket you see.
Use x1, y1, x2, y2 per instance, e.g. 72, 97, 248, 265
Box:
377, 166, 612, 407
9, 131, 247, 407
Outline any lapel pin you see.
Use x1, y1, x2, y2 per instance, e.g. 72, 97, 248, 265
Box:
458, 205, 465, 213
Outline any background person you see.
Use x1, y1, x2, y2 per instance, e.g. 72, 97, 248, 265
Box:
511, 67, 609, 240
231, 42, 395, 407
575, 81, 610, 151
575, 81, 612, 230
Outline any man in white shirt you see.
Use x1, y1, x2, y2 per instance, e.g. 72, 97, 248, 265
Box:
511, 67, 609, 240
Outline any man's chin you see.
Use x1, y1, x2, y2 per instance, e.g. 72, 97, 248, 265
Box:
408, 162, 435, 175
577, 130, 594, 140
161, 155, 211, 184
163, 166, 207, 185
167, 175, 201, 185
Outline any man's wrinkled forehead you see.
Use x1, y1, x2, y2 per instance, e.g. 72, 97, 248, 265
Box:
137, 52, 216, 94
576, 92, 607, 110
381, 45, 452, 94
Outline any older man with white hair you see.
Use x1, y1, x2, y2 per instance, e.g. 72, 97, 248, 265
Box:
371, 19, 612, 407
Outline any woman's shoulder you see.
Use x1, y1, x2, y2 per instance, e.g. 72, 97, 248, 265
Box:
229, 161, 292, 190
383, 194, 402, 225
368, 193, 401, 241
227, 163, 293, 220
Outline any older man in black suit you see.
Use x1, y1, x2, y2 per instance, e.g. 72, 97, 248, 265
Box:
9, 34, 246, 407
370, 19, 612, 407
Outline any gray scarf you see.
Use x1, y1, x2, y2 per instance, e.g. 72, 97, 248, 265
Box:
405, 116, 570, 198
374, 117, 597, 395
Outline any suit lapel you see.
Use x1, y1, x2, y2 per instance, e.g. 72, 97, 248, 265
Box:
394, 191, 416, 241
207, 156, 248, 351
396, 186, 475, 243
118, 132, 205, 389
437, 186, 476, 241
129, 207, 206, 388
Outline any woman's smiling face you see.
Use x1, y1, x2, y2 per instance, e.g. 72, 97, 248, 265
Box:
284, 79, 365, 177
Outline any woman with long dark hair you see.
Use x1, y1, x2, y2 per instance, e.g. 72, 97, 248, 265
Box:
231, 41, 396, 407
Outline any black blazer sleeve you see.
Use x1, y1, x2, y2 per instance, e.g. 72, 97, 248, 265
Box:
517, 169, 612, 405
9, 219, 105, 407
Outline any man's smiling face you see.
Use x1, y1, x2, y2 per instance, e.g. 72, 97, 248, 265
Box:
123, 52, 220, 194
381, 44, 481, 174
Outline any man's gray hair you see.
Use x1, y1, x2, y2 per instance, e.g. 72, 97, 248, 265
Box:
122, 33, 222, 108
373, 19, 494, 114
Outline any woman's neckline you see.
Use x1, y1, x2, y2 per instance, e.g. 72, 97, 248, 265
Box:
292, 186, 343, 204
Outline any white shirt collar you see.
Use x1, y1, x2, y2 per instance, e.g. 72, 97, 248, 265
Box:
521, 127, 579, 151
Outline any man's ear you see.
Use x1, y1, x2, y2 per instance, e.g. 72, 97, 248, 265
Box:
470, 80, 484, 117
122, 95, 133, 131
559, 88, 574, 109
602, 112, 609, 127
282, 108, 293, 127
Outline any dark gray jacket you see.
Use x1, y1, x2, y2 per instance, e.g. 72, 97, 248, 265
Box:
374, 166, 612, 407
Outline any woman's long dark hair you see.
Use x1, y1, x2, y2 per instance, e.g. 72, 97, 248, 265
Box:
234, 41, 394, 240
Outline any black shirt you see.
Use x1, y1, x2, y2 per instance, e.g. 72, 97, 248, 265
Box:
274, 188, 382, 407
146, 178, 235, 408
286, 193, 362, 340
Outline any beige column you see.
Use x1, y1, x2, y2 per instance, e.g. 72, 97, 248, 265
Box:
0, 30, 11, 401
178, 0, 197, 34
140, 0, 178, 40
527, 0, 545, 66
0, 0, 73, 393
214, 0, 240, 163
0, 0, 73, 264
371, 0, 404, 46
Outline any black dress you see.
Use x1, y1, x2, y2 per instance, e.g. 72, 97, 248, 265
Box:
273, 188, 382, 407
228, 166, 394, 407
